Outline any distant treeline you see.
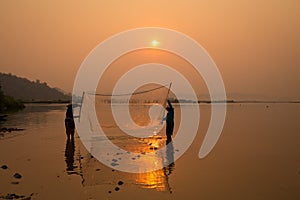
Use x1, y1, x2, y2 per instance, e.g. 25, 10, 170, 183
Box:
0, 73, 71, 102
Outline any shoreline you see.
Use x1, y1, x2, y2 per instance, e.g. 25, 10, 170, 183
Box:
21, 100, 71, 104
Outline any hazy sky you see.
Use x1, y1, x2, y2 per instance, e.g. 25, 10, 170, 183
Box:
0, 0, 299, 100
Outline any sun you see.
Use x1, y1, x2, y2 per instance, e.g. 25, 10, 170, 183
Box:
151, 40, 159, 47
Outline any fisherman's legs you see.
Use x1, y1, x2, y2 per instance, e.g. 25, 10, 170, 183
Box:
65, 119, 75, 139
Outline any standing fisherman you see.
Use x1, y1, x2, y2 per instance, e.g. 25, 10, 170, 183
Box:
65, 104, 75, 139
165, 100, 174, 143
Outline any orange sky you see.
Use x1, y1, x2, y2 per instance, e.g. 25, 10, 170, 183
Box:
0, 0, 299, 100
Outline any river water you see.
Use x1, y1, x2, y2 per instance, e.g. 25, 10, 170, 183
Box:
0, 103, 299, 200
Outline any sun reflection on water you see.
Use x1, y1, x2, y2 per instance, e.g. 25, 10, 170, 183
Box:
133, 138, 175, 193
75, 103, 176, 192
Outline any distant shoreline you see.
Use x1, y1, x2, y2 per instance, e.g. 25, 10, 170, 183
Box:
197, 100, 300, 104
173, 99, 300, 104
22, 100, 71, 104
19, 100, 300, 105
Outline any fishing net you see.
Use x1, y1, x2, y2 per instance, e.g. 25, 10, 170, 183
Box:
73, 83, 176, 183
78, 83, 172, 139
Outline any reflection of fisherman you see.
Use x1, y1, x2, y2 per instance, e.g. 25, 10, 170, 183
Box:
163, 141, 175, 193
65, 137, 75, 173
65, 104, 75, 139
165, 100, 174, 143
165, 141, 175, 174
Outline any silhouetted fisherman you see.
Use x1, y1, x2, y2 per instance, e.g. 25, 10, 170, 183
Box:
65, 104, 75, 139
165, 100, 174, 143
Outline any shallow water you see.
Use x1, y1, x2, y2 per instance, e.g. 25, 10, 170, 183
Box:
0, 103, 299, 199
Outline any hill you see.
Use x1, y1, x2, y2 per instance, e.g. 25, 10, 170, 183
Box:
0, 73, 71, 102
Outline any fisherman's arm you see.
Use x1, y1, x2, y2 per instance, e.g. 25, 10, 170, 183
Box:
167, 100, 173, 108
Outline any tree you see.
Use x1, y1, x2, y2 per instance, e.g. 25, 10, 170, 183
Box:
0, 85, 5, 112
0, 84, 25, 113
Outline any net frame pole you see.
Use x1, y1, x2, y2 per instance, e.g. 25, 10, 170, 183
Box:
165, 82, 172, 106
78, 91, 85, 122
161, 82, 172, 122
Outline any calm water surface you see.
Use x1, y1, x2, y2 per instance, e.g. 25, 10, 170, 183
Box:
1, 103, 299, 199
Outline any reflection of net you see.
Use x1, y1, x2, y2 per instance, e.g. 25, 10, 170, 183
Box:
80, 83, 171, 137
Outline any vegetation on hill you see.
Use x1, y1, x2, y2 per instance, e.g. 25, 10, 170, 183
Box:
0, 85, 25, 113
0, 73, 70, 102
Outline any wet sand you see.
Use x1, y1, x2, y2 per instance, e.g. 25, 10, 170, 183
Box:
0, 103, 299, 199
